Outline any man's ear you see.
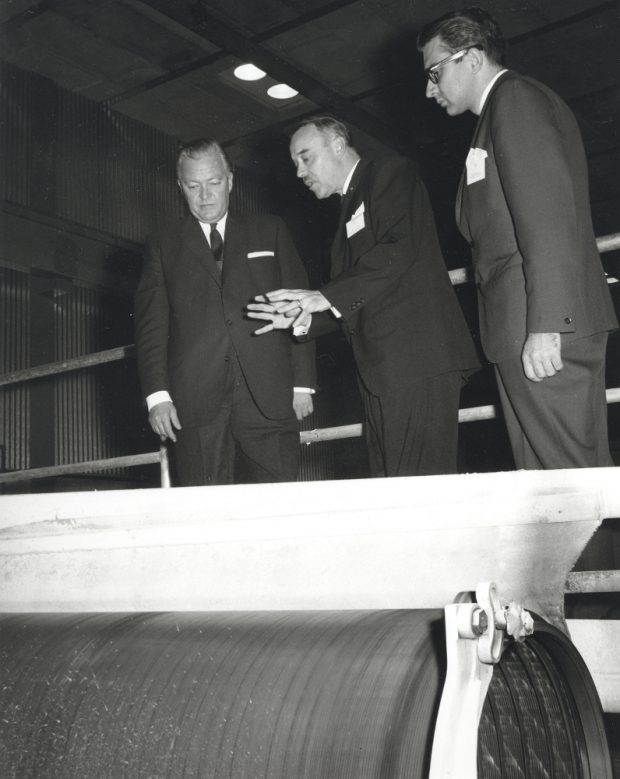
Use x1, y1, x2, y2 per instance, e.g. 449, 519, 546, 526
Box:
333, 137, 345, 157
468, 46, 484, 73
228, 173, 234, 192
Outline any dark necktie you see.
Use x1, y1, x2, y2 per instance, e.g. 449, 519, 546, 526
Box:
209, 223, 223, 272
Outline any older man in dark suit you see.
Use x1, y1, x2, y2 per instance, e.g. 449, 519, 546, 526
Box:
134, 139, 315, 486
248, 116, 480, 477
418, 7, 617, 469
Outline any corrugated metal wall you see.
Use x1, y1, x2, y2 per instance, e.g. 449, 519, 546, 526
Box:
1, 61, 183, 242
0, 268, 30, 472
54, 286, 107, 467
0, 63, 181, 481
1, 61, 265, 239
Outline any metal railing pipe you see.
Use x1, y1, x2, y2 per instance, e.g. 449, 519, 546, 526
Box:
0, 452, 161, 486
0, 345, 135, 388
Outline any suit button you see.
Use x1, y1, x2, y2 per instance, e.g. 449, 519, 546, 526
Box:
226, 319, 233, 326
564, 317, 572, 324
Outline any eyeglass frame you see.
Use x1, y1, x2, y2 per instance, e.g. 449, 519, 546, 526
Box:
424, 45, 484, 85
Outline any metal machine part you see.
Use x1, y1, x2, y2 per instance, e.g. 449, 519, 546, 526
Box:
0, 609, 611, 778
430, 582, 534, 778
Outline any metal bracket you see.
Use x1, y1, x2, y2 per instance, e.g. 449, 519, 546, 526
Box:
429, 581, 534, 779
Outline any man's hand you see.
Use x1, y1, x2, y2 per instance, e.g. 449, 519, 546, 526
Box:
247, 289, 330, 335
293, 392, 314, 421
149, 400, 182, 442
246, 302, 302, 334
521, 332, 563, 382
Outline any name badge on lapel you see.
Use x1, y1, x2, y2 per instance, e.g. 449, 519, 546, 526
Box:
346, 202, 365, 238
466, 147, 488, 185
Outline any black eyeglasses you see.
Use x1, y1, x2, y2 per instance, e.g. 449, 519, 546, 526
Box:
425, 45, 483, 84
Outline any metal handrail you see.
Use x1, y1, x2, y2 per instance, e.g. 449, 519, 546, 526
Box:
2, 387, 619, 486
2, 232, 618, 390
0, 346, 135, 388
0, 445, 170, 488
300, 387, 620, 444
450, 231, 619, 284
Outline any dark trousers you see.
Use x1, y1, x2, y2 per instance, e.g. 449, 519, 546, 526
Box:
494, 332, 613, 469
360, 370, 464, 477
173, 359, 300, 486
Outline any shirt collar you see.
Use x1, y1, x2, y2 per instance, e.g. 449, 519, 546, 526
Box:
198, 210, 228, 240
479, 69, 509, 112
341, 160, 361, 195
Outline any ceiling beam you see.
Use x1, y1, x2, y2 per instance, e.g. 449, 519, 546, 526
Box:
109, 0, 406, 152
110, 0, 364, 106
0, 0, 55, 33
508, 1, 617, 46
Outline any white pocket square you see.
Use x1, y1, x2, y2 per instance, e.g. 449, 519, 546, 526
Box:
247, 251, 275, 258
466, 147, 488, 185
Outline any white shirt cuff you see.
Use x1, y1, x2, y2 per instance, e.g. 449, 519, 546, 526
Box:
292, 312, 313, 337
294, 387, 315, 394
146, 390, 172, 411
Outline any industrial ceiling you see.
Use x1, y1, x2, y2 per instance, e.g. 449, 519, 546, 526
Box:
1, 0, 619, 228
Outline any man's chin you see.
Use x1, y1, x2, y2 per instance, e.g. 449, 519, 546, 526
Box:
444, 103, 465, 117
197, 210, 221, 221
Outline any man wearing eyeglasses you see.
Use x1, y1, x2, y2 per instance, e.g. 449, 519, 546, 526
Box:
418, 7, 617, 469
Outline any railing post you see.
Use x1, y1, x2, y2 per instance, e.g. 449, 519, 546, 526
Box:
160, 443, 171, 488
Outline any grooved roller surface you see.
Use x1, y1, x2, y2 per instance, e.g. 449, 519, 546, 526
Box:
0, 611, 612, 778
0, 611, 445, 778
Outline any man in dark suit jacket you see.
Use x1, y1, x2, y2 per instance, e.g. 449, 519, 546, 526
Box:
248, 116, 480, 477
418, 7, 617, 469
134, 139, 315, 486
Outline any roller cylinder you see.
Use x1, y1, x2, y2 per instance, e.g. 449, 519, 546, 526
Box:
0, 610, 611, 778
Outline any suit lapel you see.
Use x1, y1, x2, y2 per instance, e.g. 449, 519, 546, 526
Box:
331, 159, 369, 274
182, 216, 222, 285
220, 213, 249, 285
457, 70, 511, 234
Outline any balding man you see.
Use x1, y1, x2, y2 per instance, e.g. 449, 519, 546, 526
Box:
248, 116, 480, 477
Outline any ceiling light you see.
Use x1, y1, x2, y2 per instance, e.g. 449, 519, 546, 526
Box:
234, 64, 266, 81
267, 83, 299, 100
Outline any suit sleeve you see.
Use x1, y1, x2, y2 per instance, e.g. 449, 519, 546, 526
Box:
134, 235, 171, 399
274, 218, 317, 390
320, 158, 422, 318
490, 80, 580, 333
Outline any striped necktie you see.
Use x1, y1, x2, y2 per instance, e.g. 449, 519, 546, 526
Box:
209, 223, 223, 272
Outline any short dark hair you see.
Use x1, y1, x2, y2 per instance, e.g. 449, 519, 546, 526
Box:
288, 115, 352, 147
417, 7, 506, 66
176, 138, 232, 179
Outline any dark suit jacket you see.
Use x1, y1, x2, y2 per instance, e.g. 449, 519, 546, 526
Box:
457, 70, 617, 363
134, 212, 316, 428
306, 156, 480, 397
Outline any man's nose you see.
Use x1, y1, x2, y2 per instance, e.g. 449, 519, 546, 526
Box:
425, 79, 438, 98
295, 162, 306, 178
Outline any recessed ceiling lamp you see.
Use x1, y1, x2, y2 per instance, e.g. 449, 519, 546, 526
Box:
267, 83, 299, 99
234, 63, 266, 81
